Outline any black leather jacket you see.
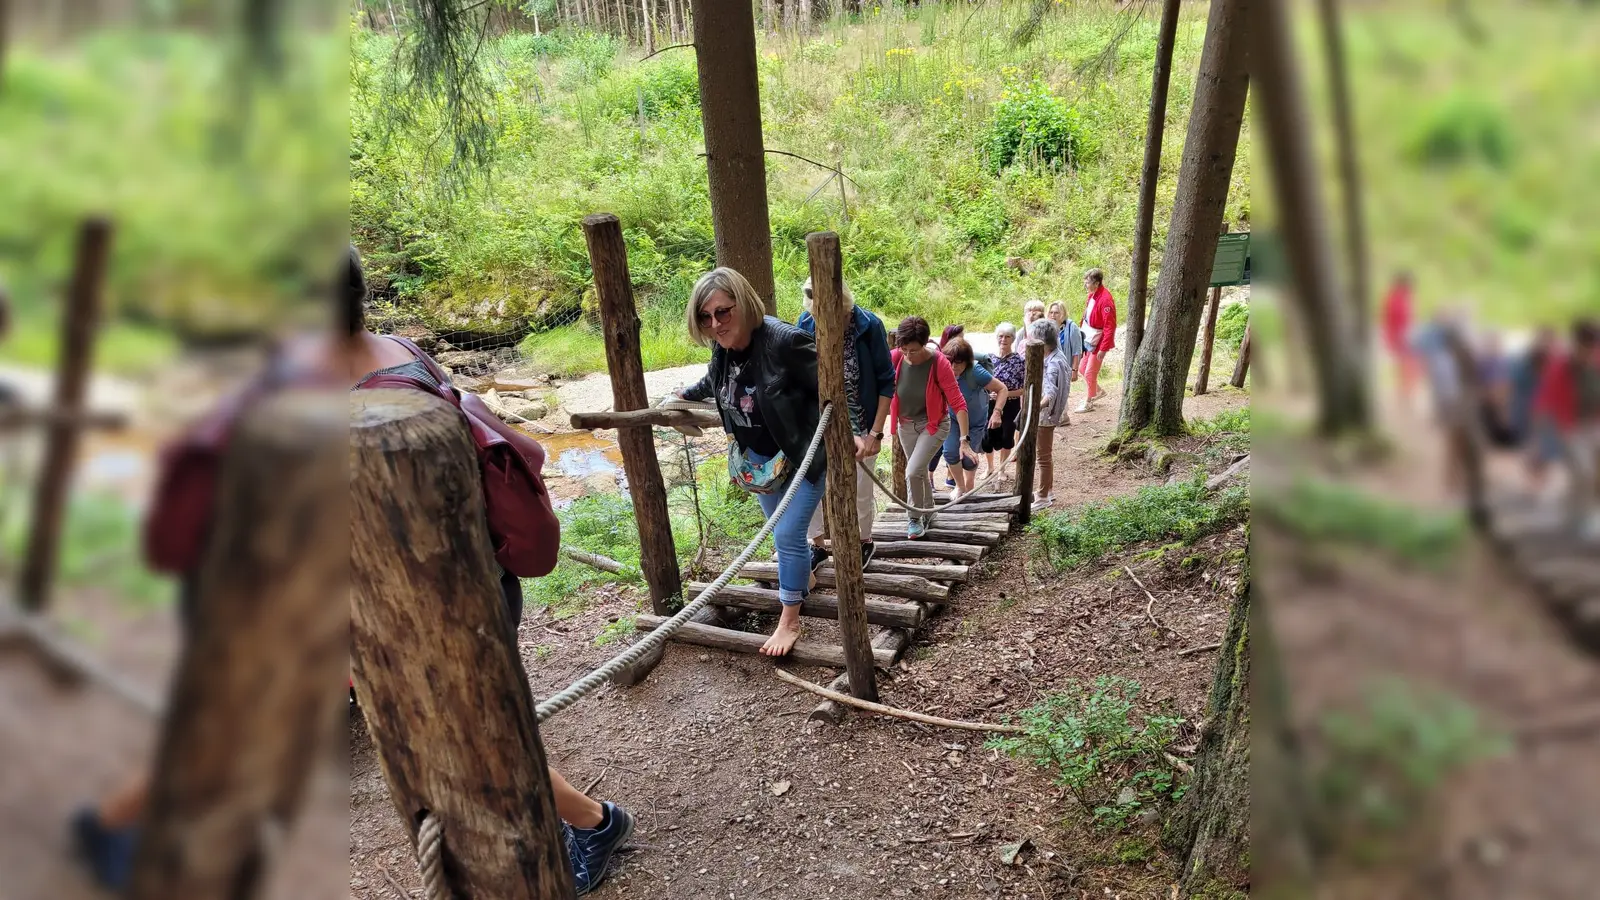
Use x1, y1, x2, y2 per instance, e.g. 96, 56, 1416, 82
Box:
682, 316, 825, 482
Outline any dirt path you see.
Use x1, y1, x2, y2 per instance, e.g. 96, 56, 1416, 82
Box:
350, 376, 1251, 899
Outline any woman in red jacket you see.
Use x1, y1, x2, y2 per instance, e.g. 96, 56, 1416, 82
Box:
1077, 268, 1117, 412
890, 316, 974, 538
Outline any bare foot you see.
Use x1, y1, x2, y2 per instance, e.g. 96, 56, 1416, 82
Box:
760, 609, 803, 657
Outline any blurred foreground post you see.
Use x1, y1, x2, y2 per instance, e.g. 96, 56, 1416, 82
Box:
349, 389, 572, 900
808, 231, 877, 703
583, 213, 681, 617
128, 390, 348, 899
1015, 342, 1045, 526
18, 218, 111, 611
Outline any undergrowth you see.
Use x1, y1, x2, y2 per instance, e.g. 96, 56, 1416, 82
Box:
0, 490, 172, 610
991, 675, 1186, 832
1031, 471, 1248, 570
1254, 478, 1466, 567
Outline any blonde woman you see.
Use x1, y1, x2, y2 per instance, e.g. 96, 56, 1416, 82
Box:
676, 268, 824, 657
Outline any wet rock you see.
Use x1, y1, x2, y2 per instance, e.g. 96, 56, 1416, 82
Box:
436, 350, 495, 376
501, 398, 549, 422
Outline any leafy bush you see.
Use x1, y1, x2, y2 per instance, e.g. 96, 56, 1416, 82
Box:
1254, 478, 1466, 567
1316, 679, 1508, 854
990, 675, 1186, 831
1189, 406, 1250, 436
1406, 92, 1513, 168
984, 80, 1094, 174
1031, 472, 1248, 570
606, 57, 700, 119
1215, 301, 1248, 346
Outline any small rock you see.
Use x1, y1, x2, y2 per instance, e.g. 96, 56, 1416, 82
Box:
771, 780, 792, 797
1116, 785, 1137, 806
501, 398, 549, 421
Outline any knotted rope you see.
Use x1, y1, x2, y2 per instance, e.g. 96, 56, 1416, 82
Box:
533, 403, 835, 723
417, 812, 448, 900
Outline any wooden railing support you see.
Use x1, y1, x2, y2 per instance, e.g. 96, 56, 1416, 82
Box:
128, 390, 349, 899
19, 218, 111, 611
1194, 285, 1223, 395
1230, 324, 1252, 389
349, 389, 573, 900
1015, 342, 1046, 525
807, 231, 877, 703
583, 213, 683, 616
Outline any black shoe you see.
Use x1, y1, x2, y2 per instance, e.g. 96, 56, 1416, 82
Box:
860, 541, 876, 569
809, 544, 831, 574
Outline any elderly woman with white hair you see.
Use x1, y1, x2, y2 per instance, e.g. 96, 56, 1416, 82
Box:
796, 276, 894, 569
676, 267, 824, 657
982, 322, 1026, 479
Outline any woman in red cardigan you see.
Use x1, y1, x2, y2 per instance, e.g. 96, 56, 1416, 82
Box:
890, 316, 973, 538
1077, 268, 1117, 412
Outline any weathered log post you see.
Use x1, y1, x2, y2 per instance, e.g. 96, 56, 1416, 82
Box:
128, 390, 349, 899
891, 423, 908, 503
19, 218, 110, 611
583, 213, 682, 616
1229, 324, 1252, 389
350, 389, 573, 900
1014, 342, 1045, 526
1194, 285, 1223, 396
807, 231, 878, 703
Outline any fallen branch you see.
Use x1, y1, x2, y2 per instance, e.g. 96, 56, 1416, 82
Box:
582, 767, 610, 795
379, 865, 414, 900
775, 668, 1024, 734
562, 547, 629, 575
1124, 565, 1184, 640
1177, 642, 1222, 657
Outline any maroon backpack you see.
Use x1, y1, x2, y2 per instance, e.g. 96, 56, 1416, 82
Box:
144, 337, 560, 579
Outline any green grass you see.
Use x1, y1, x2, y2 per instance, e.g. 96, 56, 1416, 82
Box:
1030, 471, 1248, 570
351, 1, 1244, 373
1254, 477, 1466, 568
1189, 406, 1249, 436
0, 490, 173, 610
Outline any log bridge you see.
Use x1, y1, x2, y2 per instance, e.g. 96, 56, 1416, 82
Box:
572, 217, 1049, 715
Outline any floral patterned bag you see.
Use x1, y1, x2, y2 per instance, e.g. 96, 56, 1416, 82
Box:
726, 436, 791, 495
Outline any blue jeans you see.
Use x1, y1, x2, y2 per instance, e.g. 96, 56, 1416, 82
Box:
747, 451, 827, 606
942, 416, 986, 468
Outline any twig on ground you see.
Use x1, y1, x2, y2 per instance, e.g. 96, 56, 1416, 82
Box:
1178, 641, 1223, 657
1124, 565, 1184, 641
776, 669, 1025, 734
380, 865, 415, 899
582, 767, 609, 795
1164, 752, 1194, 775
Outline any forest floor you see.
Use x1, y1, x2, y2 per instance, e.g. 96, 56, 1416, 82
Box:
1260, 390, 1600, 899
347, 374, 1252, 900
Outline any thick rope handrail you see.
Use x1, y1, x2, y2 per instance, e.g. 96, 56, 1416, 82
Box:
417, 812, 448, 900
534, 403, 835, 723
860, 392, 1038, 516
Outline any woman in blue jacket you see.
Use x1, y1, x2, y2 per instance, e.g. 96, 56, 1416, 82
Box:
797, 276, 895, 569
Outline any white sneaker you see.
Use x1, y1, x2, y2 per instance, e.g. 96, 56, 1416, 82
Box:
1074, 399, 1092, 414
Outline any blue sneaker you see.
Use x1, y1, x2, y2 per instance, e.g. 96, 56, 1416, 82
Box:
565, 802, 635, 895
907, 519, 929, 540
71, 807, 138, 891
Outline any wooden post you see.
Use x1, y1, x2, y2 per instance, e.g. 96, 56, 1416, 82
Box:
1015, 342, 1045, 525
128, 391, 349, 899
1194, 285, 1223, 395
583, 213, 682, 616
349, 390, 573, 900
807, 231, 877, 703
18, 218, 110, 611
1230, 324, 1252, 389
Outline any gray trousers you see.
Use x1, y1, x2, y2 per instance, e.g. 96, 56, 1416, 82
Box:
897, 413, 949, 525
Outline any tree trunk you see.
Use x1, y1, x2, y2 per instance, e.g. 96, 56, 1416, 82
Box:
1193, 286, 1222, 396
1118, 0, 1250, 438
640, 0, 655, 54
799, 0, 812, 34
1166, 565, 1251, 897
1256, 0, 1371, 435
1229, 323, 1252, 389
668, 0, 681, 42
1122, 0, 1181, 378
1316, 0, 1369, 353
349, 390, 573, 899
692, 0, 778, 314
128, 392, 348, 900
762, 0, 776, 32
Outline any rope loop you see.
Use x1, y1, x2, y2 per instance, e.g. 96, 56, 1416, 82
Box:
417, 813, 448, 900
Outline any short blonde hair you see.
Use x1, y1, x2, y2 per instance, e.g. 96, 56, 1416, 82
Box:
687, 267, 766, 348
1046, 301, 1068, 319
1023, 299, 1046, 314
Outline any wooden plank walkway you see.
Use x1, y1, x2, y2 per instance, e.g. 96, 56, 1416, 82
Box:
645, 490, 1023, 669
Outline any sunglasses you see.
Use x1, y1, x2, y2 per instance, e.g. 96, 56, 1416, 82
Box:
697, 305, 736, 327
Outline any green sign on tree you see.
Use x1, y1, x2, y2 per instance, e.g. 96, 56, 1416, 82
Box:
1209, 232, 1251, 287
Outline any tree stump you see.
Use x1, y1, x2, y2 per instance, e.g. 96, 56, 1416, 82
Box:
349, 389, 572, 900
129, 390, 349, 900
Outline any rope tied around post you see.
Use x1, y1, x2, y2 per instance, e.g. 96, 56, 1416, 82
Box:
534, 403, 836, 723
417, 812, 449, 900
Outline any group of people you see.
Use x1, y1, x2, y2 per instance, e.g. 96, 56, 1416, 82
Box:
1384, 273, 1600, 536
677, 265, 1117, 657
